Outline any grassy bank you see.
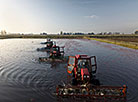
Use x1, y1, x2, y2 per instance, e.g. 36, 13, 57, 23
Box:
86, 35, 138, 49
89, 34, 138, 43
1, 34, 138, 49
0, 34, 85, 39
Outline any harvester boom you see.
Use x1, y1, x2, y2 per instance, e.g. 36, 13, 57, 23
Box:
56, 84, 127, 101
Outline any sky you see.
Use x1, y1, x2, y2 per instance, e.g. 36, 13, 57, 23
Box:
0, 0, 138, 34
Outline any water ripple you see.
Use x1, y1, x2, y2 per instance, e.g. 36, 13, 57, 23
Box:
0, 39, 138, 102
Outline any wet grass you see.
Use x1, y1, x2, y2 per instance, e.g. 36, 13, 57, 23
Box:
89, 34, 138, 42
86, 35, 138, 49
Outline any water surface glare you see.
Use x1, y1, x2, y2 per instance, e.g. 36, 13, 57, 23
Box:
0, 39, 138, 102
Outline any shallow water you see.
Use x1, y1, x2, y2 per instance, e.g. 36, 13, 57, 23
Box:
0, 39, 138, 102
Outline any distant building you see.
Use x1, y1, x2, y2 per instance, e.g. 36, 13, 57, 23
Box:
135, 30, 138, 34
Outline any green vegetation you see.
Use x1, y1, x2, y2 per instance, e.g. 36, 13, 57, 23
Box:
0, 34, 85, 39
0, 34, 138, 49
86, 34, 138, 49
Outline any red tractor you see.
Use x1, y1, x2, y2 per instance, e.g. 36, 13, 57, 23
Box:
67, 55, 97, 85
55, 55, 127, 100
49, 45, 64, 58
39, 45, 67, 62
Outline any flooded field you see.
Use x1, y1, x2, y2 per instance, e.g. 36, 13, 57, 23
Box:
0, 39, 138, 102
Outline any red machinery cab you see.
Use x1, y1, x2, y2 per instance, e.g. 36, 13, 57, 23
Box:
67, 55, 97, 83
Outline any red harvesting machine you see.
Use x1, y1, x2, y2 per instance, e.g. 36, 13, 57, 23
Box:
55, 55, 127, 101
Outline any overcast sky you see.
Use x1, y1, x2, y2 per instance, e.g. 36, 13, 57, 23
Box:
0, 0, 138, 34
